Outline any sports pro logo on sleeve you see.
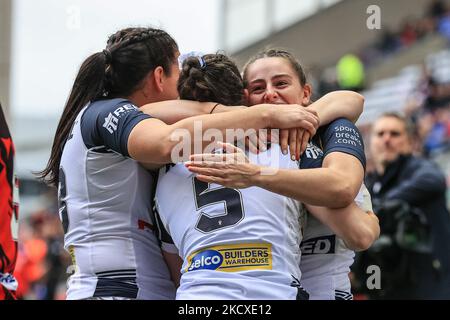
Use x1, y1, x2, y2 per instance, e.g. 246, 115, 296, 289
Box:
103, 104, 137, 134
304, 143, 324, 159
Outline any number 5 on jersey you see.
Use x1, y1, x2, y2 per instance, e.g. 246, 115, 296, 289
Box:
192, 178, 245, 233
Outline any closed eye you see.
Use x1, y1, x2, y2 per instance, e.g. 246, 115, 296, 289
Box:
275, 81, 288, 87
249, 86, 264, 94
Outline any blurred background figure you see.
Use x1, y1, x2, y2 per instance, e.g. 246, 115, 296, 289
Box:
352, 113, 450, 299
428, 0, 448, 21
14, 209, 69, 300
15, 210, 71, 300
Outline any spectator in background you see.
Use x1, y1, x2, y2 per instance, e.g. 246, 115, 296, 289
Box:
422, 107, 450, 156
428, 0, 447, 21
38, 211, 69, 300
0, 103, 19, 300
377, 28, 400, 55
417, 76, 450, 157
425, 77, 450, 112
14, 211, 70, 300
355, 113, 450, 299
416, 16, 436, 39
14, 221, 47, 299
399, 18, 418, 47
437, 7, 450, 41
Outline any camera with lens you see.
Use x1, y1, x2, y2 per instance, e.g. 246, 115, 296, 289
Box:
352, 199, 432, 298
371, 199, 432, 254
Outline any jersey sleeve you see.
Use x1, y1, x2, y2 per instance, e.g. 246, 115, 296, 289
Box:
319, 118, 366, 169
81, 99, 151, 157
299, 142, 325, 169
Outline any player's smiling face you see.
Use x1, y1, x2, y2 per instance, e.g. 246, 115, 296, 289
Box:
244, 57, 311, 107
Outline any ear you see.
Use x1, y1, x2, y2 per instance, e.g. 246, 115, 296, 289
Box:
301, 84, 312, 106
152, 66, 165, 93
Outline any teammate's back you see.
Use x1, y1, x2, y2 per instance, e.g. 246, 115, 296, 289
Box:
155, 144, 305, 299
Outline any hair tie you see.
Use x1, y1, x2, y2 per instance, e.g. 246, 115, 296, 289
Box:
178, 51, 206, 69
103, 49, 112, 65
210, 103, 220, 114
197, 56, 206, 69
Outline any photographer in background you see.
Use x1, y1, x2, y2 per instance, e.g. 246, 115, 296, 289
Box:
355, 112, 450, 299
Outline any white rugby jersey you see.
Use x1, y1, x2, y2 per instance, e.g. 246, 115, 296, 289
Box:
155, 144, 305, 300
300, 186, 369, 300
299, 118, 367, 300
59, 98, 175, 300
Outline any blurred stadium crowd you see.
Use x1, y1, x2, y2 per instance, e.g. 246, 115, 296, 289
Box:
361, 0, 450, 68
14, 0, 450, 300
317, 0, 450, 174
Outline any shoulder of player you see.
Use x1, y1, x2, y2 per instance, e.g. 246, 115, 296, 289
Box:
86, 98, 137, 118
78, 98, 143, 151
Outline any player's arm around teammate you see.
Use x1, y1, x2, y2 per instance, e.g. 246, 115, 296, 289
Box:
186, 141, 379, 251
304, 189, 380, 251
139, 89, 363, 159
128, 103, 319, 164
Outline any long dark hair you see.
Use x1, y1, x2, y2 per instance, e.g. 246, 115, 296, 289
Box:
38, 27, 178, 186
177, 53, 244, 106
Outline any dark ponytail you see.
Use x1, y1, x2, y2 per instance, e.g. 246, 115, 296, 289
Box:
38, 27, 178, 186
37, 52, 109, 186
